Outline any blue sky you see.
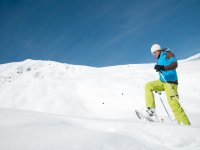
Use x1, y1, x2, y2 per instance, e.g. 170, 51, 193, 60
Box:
0, 0, 200, 67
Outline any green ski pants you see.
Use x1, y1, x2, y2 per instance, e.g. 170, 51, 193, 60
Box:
145, 80, 191, 125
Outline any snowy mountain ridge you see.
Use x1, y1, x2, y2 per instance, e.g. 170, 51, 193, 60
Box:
0, 58, 154, 118
183, 52, 200, 61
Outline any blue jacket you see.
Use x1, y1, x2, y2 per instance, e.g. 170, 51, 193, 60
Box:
157, 51, 178, 82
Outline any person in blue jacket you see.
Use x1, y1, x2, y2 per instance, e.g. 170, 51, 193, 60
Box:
143, 44, 191, 125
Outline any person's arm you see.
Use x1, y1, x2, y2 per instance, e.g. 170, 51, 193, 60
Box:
164, 61, 178, 70
164, 52, 178, 70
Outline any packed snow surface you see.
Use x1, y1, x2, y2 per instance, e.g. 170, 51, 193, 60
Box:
0, 54, 200, 150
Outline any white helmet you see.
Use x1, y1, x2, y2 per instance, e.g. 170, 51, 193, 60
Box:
151, 44, 161, 54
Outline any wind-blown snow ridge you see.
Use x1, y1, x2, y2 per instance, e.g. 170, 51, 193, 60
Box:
182, 52, 200, 61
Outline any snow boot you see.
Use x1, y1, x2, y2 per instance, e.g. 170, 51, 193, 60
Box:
143, 108, 159, 122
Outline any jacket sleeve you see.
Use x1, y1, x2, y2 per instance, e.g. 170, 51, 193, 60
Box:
164, 52, 178, 70
164, 61, 178, 70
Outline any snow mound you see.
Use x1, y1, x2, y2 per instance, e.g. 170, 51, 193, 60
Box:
0, 108, 200, 150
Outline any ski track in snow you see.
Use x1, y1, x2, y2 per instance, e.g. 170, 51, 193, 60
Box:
0, 56, 200, 150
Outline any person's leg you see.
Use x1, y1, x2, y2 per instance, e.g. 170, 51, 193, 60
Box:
145, 80, 165, 108
164, 83, 191, 125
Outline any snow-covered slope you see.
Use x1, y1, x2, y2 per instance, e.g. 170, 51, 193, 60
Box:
0, 54, 200, 150
0, 59, 156, 118
1, 108, 199, 150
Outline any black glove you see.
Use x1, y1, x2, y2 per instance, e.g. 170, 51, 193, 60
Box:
154, 65, 165, 72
